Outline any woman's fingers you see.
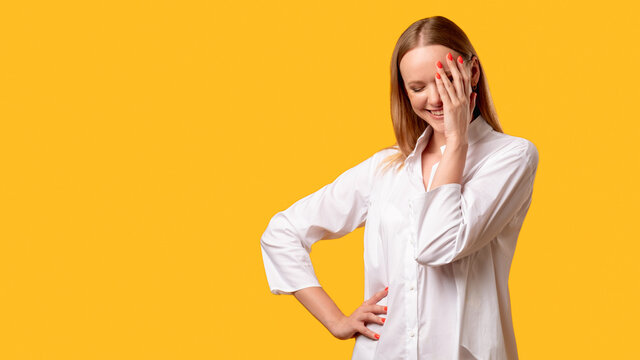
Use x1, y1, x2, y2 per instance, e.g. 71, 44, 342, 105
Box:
434, 66, 450, 107
354, 287, 389, 341
364, 312, 386, 326
358, 325, 381, 340
364, 286, 389, 305
361, 303, 387, 316
446, 52, 464, 99
356, 312, 385, 340
455, 54, 471, 100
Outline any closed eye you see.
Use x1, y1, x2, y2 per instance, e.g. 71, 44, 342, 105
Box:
410, 75, 454, 92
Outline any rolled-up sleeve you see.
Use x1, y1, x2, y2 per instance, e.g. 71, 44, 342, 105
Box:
410, 140, 539, 267
260, 151, 381, 295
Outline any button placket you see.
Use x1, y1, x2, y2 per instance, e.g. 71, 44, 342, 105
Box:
404, 204, 419, 359
408, 200, 415, 246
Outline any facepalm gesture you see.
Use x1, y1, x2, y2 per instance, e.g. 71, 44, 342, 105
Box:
434, 52, 477, 144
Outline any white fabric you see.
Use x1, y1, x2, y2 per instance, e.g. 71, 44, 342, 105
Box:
260, 114, 539, 359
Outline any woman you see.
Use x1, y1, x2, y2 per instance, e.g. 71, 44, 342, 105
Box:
260, 16, 538, 360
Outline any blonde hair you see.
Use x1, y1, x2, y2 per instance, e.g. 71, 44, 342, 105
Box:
377, 16, 504, 174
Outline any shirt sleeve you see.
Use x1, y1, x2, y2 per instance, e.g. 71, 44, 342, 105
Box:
260, 151, 382, 295
409, 140, 539, 267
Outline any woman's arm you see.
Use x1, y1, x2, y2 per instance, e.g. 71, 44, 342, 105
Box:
429, 48, 475, 191
293, 286, 388, 341
260, 151, 389, 341
260, 151, 380, 295
409, 141, 539, 266
293, 286, 345, 335
428, 140, 468, 191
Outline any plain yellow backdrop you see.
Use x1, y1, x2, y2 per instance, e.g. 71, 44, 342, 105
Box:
1, 0, 638, 359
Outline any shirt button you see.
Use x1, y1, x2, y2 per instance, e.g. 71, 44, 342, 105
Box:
409, 331, 415, 337
409, 285, 415, 291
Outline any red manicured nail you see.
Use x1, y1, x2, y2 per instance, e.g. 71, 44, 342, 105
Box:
447, 52, 453, 60
435, 73, 441, 79
436, 61, 443, 68
385, 286, 388, 291
375, 334, 380, 339
381, 318, 386, 323
458, 55, 463, 64
384, 306, 388, 312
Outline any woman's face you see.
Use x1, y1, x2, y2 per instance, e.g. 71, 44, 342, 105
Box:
399, 45, 479, 133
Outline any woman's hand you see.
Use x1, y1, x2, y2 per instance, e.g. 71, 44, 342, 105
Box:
329, 287, 388, 341
434, 52, 477, 145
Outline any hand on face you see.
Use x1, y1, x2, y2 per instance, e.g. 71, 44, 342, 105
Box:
434, 52, 477, 144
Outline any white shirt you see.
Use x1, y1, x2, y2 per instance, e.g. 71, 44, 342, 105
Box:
260, 114, 539, 360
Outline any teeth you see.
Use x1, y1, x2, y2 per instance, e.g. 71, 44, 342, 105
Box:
430, 110, 444, 115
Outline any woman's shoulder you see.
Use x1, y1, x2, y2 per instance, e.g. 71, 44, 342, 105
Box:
374, 146, 402, 159
482, 131, 539, 170
370, 146, 403, 173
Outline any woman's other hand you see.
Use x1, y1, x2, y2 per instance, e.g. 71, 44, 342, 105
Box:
330, 287, 388, 341
434, 52, 477, 145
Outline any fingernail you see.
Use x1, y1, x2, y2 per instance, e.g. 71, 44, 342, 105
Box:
458, 55, 463, 64
384, 306, 388, 312
385, 286, 388, 291
436, 61, 443, 68
447, 52, 453, 60
435, 73, 441, 79
381, 318, 386, 323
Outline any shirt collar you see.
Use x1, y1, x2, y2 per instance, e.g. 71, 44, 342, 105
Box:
404, 113, 493, 166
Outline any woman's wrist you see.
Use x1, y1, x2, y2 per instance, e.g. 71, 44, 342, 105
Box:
326, 313, 347, 335
445, 137, 469, 149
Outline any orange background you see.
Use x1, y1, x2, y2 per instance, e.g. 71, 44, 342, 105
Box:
0, 1, 638, 358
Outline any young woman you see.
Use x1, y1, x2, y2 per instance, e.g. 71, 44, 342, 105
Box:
260, 16, 538, 360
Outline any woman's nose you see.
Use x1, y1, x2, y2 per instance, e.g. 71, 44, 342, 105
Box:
421, 87, 440, 104
427, 84, 440, 99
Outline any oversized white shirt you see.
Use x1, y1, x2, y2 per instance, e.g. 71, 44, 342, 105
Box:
260, 114, 539, 359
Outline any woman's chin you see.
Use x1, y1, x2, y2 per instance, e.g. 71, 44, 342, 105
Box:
422, 119, 444, 132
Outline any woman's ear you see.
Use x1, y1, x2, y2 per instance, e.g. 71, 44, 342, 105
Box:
470, 56, 480, 87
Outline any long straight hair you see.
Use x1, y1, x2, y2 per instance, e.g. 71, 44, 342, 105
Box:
377, 16, 503, 174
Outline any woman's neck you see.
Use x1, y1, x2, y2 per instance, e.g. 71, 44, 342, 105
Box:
428, 131, 447, 152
